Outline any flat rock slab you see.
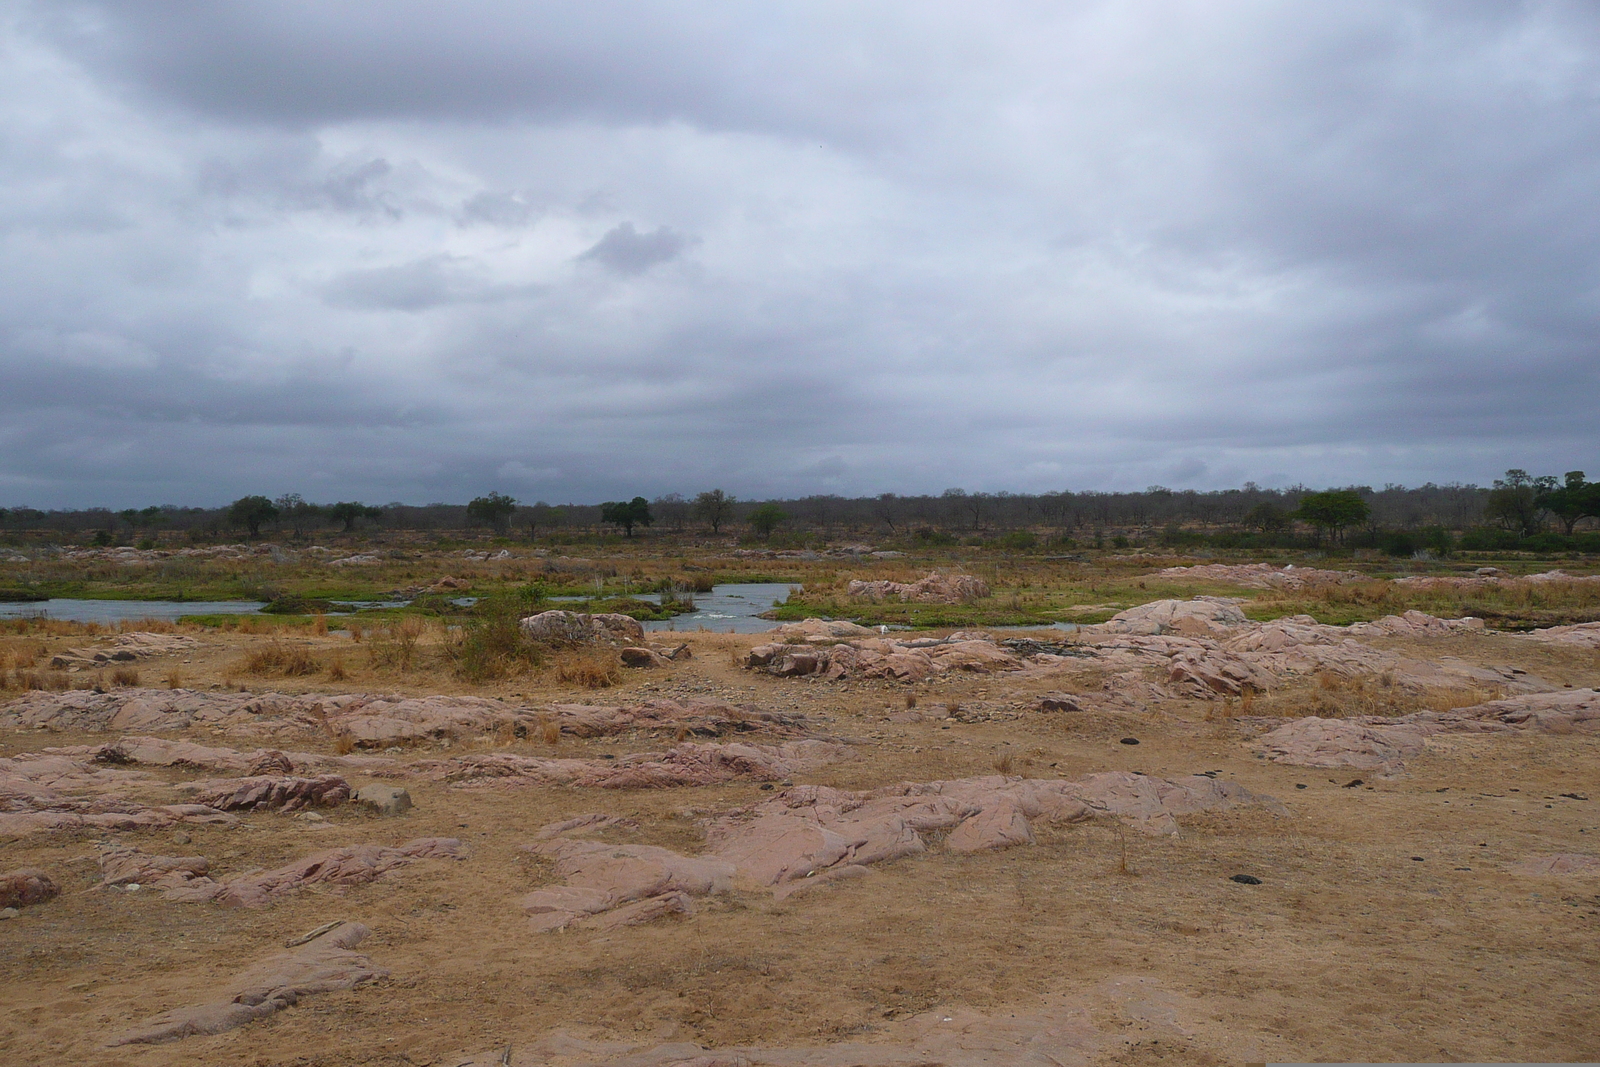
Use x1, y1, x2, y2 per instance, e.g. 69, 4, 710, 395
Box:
445, 976, 1212, 1067
1256, 689, 1600, 772
97, 838, 464, 907
1509, 853, 1600, 876
107, 922, 386, 1045
423, 740, 849, 790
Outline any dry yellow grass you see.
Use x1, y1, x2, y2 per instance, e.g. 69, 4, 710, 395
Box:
551, 647, 623, 688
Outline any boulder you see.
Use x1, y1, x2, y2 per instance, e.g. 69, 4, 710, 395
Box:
619, 646, 668, 668
352, 784, 412, 816
0, 868, 60, 909
520, 610, 646, 646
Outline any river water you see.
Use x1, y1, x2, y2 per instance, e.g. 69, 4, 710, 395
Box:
0, 599, 267, 623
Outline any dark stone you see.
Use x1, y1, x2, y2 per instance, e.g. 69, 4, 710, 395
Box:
1230, 874, 1262, 885
1119, 737, 1140, 746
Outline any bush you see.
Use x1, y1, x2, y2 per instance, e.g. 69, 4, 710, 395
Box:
1458, 527, 1522, 551
994, 530, 1037, 550
1380, 531, 1419, 558
448, 599, 541, 683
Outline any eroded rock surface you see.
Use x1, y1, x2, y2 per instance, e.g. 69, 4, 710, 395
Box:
107, 922, 386, 1045
520, 610, 646, 646
50, 632, 200, 669
96, 838, 464, 907
0, 752, 237, 837
1510, 853, 1600, 876
446, 976, 1213, 1067
3, 690, 814, 746
1256, 688, 1600, 772
421, 740, 849, 790
522, 829, 735, 932
183, 774, 352, 813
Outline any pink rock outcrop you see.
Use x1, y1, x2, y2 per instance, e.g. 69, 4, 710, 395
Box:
96, 838, 465, 907
521, 830, 735, 932
107, 922, 386, 1045
1095, 597, 1251, 636
847, 572, 990, 604
1256, 688, 1600, 772
184, 774, 352, 813
0, 689, 541, 746
746, 633, 1022, 682
0, 752, 238, 837
422, 740, 849, 790
1521, 621, 1600, 650
2, 690, 816, 746
544, 698, 813, 738
1154, 563, 1364, 590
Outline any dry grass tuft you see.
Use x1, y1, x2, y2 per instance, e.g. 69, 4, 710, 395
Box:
541, 720, 561, 746
905, 693, 918, 709
334, 731, 356, 755
240, 642, 320, 676
313, 613, 329, 636
552, 648, 622, 689
163, 667, 183, 689
369, 616, 425, 671
325, 654, 348, 682
993, 750, 1016, 775
110, 666, 140, 687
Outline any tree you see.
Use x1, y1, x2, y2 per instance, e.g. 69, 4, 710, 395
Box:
1294, 489, 1369, 544
1244, 501, 1289, 532
465, 492, 517, 534
327, 501, 382, 533
694, 489, 736, 533
748, 503, 788, 539
227, 495, 279, 538
1535, 471, 1600, 536
274, 494, 324, 538
601, 497, 653, 537
526, 501, 566, 540
1484, 469, 1554, 536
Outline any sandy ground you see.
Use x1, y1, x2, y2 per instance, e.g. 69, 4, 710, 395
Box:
1, 623, 1598, 1066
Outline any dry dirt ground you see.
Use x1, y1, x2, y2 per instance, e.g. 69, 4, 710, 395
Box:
1, 621, 1598, 1066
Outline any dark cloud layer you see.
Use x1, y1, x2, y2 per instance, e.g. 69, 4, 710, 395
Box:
2, 2, 1598, 507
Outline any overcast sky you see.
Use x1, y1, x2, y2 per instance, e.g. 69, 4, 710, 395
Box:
2, 2, 1598, 508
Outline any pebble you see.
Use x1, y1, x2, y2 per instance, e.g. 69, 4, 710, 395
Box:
172, 831, 191, 845
0, 907, 18, 920
1119, 737, 1140, 746
1230, 874, 1262, 885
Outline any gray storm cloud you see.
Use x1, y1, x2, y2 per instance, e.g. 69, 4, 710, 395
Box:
1, 2, 1597, 507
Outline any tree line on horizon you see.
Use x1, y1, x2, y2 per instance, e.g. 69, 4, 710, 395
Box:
1, 471, 1597, 552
